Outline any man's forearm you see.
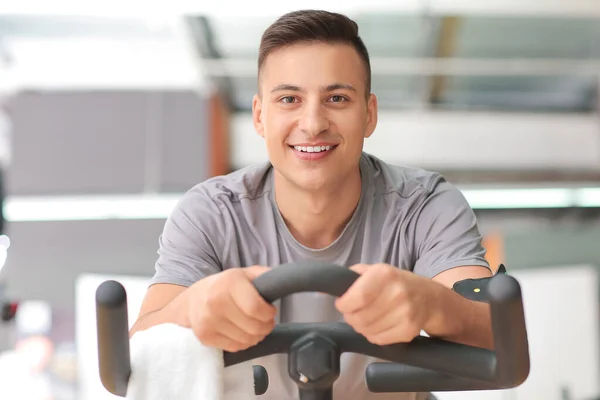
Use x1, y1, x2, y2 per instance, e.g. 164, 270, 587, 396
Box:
129, 289, 191, 338
424, 282, 494, 350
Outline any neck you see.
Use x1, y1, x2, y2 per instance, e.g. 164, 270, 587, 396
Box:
274, 166, 363, 249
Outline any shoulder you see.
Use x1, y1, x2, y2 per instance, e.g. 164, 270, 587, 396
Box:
361, 152, 472, 225
167, 161, 273, 239
177, 161, 273, 212
163, 161, 273, 249
361, 152, 448, 200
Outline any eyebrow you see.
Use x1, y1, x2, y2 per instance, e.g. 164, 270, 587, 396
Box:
270, 83, 357, 93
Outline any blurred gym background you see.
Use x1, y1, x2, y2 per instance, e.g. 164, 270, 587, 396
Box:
0, 1, 599, 399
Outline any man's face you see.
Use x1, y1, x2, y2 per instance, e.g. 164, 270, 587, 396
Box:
252, 42, 377, 192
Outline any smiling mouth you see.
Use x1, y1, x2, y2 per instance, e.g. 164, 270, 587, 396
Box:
289, 145, 338, 153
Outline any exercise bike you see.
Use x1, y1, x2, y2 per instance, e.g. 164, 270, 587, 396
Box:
95, 262, 530, 399
0, 234, 17, 323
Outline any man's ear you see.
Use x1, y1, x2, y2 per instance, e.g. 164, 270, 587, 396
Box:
364, 93, 378, 139
252, 94, 264, 138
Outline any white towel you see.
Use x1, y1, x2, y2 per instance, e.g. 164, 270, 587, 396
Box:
127, 323, 256, 400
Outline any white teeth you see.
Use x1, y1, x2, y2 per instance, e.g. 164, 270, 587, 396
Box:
293, 145, 333, 153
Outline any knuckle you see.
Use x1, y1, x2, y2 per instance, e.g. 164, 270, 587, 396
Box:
392, 281, 406, 294
264, 318, 276, 333
356, 291, 370, 306
396, 289, 408, 302
374, 264, 392, 277
260, 320, 275, 336
351, 314, 367, 328
194, 324, 212, 342
247, 300, 263, 315
205, 289, 223, 309
250, 301, 274, 322
240, 335, 255, 347
403, 306, 417, 325
246, 321, 263, 336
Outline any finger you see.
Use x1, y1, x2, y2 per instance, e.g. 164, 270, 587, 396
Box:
214, 315, 262, 347
231, 278, 277, 323
367, 323, 418, 346
343, 289, 394, 331
335, 271, 381, 314
357, 306, 404, 338
208, 331, 255, 353
225, 291, 275, 337
349, 264, 371, 275
242, 265, 272, 280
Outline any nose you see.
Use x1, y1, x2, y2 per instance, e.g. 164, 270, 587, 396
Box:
297, 102, 329, 137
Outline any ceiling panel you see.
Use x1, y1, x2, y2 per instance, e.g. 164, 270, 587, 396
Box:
452, 16, 600, 59
351, 14, 428, 57
437, 16, 600, 112
207, 17, 273, 59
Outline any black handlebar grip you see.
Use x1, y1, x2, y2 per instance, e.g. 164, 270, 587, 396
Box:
365, 363, 499, 392
252, 262, 360, 303
488, 273, 530, 387
96, 280, 131, 397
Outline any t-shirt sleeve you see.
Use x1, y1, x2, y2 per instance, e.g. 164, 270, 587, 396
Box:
149, 187, 226, 288
410, 178, 490, 279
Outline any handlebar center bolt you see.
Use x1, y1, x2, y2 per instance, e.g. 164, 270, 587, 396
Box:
289, 333, 341, 387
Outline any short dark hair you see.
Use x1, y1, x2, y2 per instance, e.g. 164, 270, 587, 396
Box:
258, 10, 372, 96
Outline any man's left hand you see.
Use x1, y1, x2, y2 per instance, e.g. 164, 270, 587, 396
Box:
335, 263, 435, 346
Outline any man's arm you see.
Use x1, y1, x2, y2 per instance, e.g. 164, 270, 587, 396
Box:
130, 186, 225, 337
129, 283, 191, 338
424, 265, 494, 349
409, 178, 494, 349
337, 179, 497, 349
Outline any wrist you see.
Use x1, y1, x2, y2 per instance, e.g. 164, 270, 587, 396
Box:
163, 284, 194, 329
422, 280, 464, 338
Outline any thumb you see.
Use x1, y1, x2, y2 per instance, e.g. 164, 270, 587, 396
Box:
349, 264, 371, 275
242, 265, 271, 280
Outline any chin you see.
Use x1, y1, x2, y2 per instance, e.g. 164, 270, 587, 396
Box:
292, 175, 331, 192
273, 162, 332, 192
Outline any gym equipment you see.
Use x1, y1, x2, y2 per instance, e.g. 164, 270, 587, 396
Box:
0, 235, 9, 273
0, 235, 17, 322
0, 171, 5, 236
95, 262, 530, 400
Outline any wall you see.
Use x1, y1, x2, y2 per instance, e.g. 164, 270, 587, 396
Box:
505, 225, 600, 270
0, 90, 212, 349
5, 90, 209, 196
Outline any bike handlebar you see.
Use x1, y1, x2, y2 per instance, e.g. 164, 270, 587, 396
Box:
96, 263, 530, 397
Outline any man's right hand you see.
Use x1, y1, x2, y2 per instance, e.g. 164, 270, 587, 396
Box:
187, 266, 277, 352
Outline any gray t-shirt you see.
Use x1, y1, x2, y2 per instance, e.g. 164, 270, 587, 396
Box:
150, 152, 490, 399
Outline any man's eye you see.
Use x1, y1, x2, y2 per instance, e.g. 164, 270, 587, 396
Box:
330, 95, 346, 102
280, 96, 297, 103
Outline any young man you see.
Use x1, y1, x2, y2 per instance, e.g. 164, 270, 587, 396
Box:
130, 10, 493, 400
